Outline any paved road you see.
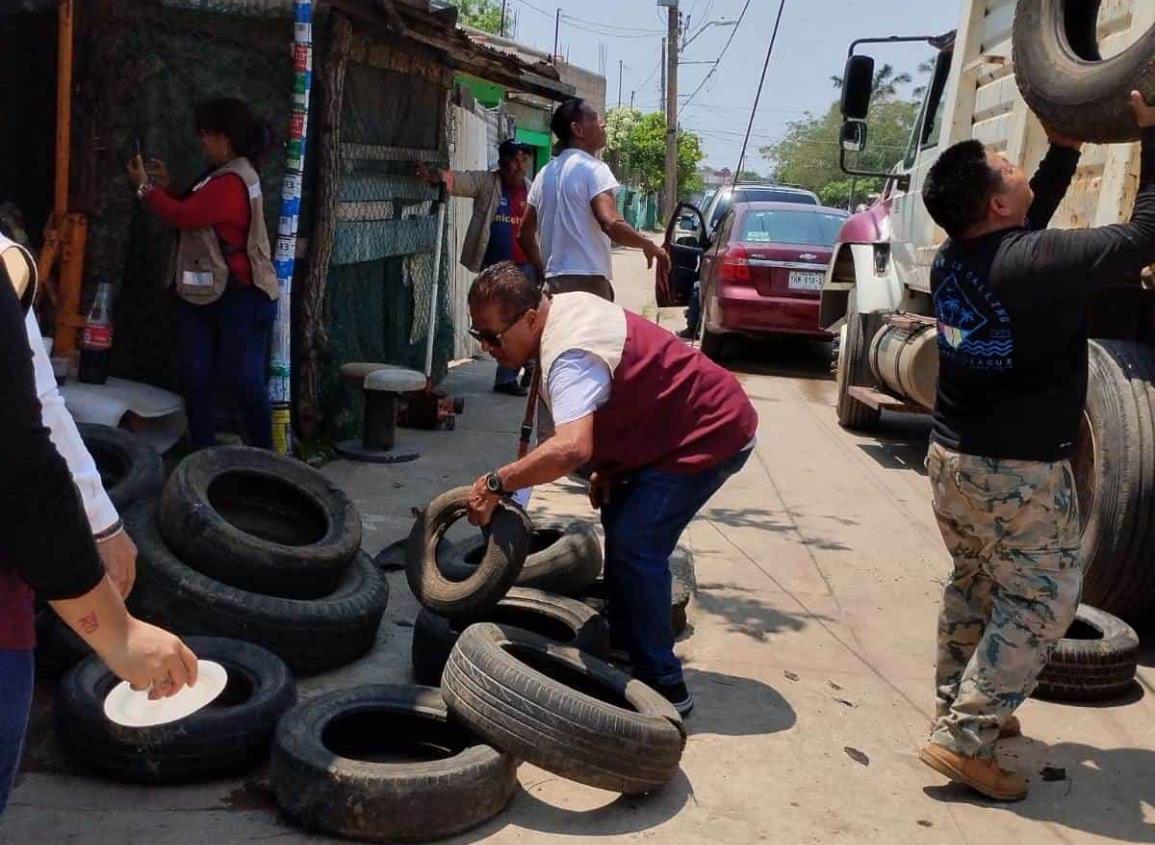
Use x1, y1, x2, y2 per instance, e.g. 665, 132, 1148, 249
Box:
7, 243, 1154, 845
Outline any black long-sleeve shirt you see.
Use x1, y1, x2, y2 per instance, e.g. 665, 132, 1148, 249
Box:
931, 130, 1155, 462
0, 263, 104, 601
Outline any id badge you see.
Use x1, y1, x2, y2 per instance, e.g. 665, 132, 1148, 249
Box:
182, 270, 214, 288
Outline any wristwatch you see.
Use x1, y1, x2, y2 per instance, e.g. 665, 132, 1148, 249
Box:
484, 471, 506, 496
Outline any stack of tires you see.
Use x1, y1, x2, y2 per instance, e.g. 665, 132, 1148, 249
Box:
126, 446, 389, 675
268, 487, 693, 843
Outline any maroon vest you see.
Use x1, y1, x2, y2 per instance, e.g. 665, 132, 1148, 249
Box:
590, 312, 757, 476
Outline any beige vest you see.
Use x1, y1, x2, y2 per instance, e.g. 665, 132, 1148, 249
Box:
172, 157, 278, 304
538, 292, 627, 411
0, 232, 36, 315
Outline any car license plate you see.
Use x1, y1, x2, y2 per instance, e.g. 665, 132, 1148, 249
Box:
788, 271, 824, 291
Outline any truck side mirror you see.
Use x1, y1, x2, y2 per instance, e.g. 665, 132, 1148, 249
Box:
841, 120, 868, 153
841, 54, 875, 121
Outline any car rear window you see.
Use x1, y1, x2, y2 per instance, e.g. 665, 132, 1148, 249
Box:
739, 210, 846, 247
733, 187, 818, 205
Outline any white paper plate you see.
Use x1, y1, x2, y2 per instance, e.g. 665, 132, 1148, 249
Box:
103, 660, 228, 728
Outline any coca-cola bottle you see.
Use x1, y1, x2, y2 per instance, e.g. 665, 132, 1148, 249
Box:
78, 280, 114, 384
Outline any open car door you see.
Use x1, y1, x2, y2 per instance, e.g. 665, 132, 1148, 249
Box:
656, 202, 707, 307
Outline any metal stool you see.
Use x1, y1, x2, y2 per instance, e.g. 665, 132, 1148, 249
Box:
335, 363, 426, 464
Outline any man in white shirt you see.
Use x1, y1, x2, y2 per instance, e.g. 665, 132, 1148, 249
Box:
519, 98, 670, 301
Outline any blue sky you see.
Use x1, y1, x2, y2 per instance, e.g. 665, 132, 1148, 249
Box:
506, 0, 962, 170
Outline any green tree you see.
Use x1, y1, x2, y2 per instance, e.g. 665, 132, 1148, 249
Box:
456, 0, 503, 35
829, 63, 913, 98
759, 95, 918, 209
604, 107, 705, 198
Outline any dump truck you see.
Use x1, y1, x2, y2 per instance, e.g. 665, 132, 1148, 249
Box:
822, 0, 1155, 621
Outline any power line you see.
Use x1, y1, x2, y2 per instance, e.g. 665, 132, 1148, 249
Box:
506, 0, 553, 19
678, 0, 751, 117
560, 12, 663, 34
733, 0, 789, 180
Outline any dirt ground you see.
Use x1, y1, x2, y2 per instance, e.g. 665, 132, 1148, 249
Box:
5, 244, 1154, 845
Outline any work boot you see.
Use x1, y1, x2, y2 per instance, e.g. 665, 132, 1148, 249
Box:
651, 681, 694, 717
493, 381, 528, 397
918, 743, 1028, 801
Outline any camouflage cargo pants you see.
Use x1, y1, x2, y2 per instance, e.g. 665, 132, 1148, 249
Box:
926, 442, 1083, 759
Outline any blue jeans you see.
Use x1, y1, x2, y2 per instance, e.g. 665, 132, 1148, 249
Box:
600, 446, 751, 685
0, 650, 34, 815
177, 283, 277, 450
492, 263, 538, 386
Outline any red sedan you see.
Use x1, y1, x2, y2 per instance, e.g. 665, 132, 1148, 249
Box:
696, 202, 847, 358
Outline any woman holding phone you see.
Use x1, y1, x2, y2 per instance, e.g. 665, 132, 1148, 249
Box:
127, 97, 279, 450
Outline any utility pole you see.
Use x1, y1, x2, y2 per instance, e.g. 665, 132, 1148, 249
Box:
618, 59, 624, 109
500, 0, 507, 37
553, 8, 560, 62
664, 2, 679, 219
630, 89, 635, 109
659, 38, 666, 110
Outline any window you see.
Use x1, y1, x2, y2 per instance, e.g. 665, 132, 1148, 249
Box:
734, 187, 819, 206
904, 49, 953, 168
738, 210, 847, 247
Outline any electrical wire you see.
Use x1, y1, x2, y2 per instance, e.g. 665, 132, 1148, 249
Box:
678, 0, 751, 117
732, 0, 789, 181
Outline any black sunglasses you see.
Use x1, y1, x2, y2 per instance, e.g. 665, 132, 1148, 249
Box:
469, 307, 531, 347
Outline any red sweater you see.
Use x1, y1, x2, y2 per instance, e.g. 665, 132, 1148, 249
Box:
145, 173, 254, 283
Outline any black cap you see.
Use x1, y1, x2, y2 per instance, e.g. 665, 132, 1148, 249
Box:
498, 138, 534, 159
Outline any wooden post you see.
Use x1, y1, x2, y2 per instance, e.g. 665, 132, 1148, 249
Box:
51, 0, 85, 356
298, 14, 354, 437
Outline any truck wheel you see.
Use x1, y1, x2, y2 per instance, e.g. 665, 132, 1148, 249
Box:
1075, 341, 1155, 621
1013, 1, 1155, 143
1034, 605, 1139, 703
835, 301, 881, 431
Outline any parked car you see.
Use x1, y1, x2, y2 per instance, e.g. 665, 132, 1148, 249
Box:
700, 183, 820, 236
669, 201, 847, 358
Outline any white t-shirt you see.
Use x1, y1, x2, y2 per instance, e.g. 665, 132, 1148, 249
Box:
527, 149, 619, 280
547, 349, 612, 424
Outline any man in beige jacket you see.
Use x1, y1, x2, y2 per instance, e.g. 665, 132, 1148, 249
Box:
418, 139, 536, 395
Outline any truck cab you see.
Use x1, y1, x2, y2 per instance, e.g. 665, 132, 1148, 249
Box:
821, 0, 1155, 624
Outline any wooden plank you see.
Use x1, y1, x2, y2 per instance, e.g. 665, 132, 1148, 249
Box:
848, 386, 929, 415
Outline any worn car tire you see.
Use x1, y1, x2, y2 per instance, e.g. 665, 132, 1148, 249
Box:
1013, 0, 1155, 143
127, 502, 388, 675
271, 685, 517, 843
411, 588, 611, 686
34, 609, 92, 679
1075, 341, 1155, 621
835, 299, 880, 431
579, 544, 695, 636
406, 487, 531, 620
440, 520, 603, 596
159, 446, 362, 599
78, 423, 164, 511
56, 636, 295, 783
1034, 605, 1140, 702
443, 623, 685, 794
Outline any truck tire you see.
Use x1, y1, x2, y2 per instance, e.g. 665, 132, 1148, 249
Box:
442, 623, 686, 795
835, 300, 881, 431
271, 685, 517, 843
56, 637, 296, 784
1013, 0, 1155, 144
159, 447, 362, 599
1076, 341, 1155, 621
406, 487, 531, 621
1034, 605, 1139, 703
411, 589, 610, 686
78, 424, 164, 512
127, 502, 388, 675
439, 520, 603, 596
